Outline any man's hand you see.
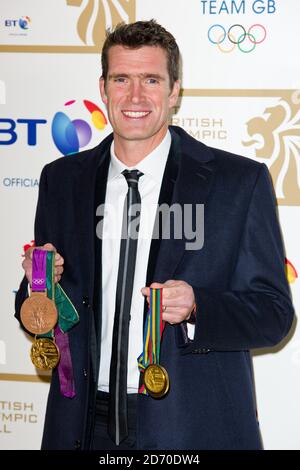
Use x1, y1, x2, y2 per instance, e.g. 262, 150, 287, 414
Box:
141, 280, 195, 324
22, 242, 64, 286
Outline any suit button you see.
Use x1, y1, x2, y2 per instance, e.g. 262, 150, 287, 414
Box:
83, 368, 87, 377
192, 348, 211, 354
74, 439, 81, 449
82, 296, 90, 307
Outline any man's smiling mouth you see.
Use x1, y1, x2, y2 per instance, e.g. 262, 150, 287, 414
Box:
122, 111, 151, 118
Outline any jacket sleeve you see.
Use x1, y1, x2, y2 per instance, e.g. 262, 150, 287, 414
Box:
183, 164, 295, 353
14, 164, 50, 323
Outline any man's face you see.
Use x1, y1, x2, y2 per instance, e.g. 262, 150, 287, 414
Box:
100, 45, 180, 147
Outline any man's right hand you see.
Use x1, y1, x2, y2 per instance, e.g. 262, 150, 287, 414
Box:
22, 242, 64, 286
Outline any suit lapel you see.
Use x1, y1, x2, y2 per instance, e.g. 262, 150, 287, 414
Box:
72, 135, 112, 381
150, 127, 216, 284
93, 145, 111, 343
145, 131, 179, 288
73, 134, 112, 301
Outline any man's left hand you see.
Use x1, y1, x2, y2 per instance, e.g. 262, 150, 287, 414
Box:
141, 280, 195, 324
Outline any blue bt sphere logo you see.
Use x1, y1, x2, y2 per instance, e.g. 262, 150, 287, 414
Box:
51, 99, 108, 155
19, 16, 31, 29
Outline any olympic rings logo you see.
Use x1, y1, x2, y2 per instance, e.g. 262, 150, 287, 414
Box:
207, 24, 267, 53
33, 278, 45, 285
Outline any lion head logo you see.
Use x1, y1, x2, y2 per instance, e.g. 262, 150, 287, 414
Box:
66, 0, 135, 48
242, 90, 300, 205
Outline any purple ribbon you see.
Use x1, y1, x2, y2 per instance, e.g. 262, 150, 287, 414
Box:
34, 249, 76, 398
32, 249, 47, 291
54, 324, 75, 398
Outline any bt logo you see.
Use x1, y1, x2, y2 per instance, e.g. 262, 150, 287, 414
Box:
0, 118, 47, 145
5, 16, 31, 29
52, 99, 107, 155
0, 99, 107, 154
19, 16, 31, 29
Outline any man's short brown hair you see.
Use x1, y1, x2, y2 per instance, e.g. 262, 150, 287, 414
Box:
101, 19, 180, 90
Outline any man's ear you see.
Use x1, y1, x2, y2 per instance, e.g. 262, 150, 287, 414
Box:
169, 80, 181, 108
99, 77, 107, 105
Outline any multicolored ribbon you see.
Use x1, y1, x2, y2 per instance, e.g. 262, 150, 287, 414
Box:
37, 250, 79, 398
138, 288, 165, 395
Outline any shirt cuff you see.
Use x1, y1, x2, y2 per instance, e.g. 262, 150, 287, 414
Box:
187, 303, 197, 324
186, 303, 197, 340
187, 323, 195, 341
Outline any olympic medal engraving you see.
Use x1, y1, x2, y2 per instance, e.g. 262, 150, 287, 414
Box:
21, 291, 58, 335
30, 338, 60, 370
144, 364, 170, 398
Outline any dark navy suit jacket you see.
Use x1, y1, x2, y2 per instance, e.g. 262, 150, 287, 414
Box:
15, 126, 294, 450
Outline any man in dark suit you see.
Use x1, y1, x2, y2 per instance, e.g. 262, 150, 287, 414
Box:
15, 20, 294, 450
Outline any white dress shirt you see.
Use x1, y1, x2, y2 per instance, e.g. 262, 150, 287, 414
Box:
98, 130, 171, 393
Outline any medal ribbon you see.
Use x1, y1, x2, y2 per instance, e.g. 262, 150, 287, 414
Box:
32, 249, 47, 291
137, 288, 165, 395
45, 252, 79, 334
36, 250, 79, 398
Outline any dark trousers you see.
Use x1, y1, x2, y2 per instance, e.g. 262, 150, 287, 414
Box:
92, 391, 138, 450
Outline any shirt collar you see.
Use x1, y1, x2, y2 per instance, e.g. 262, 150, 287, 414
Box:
108, 130, 171, 182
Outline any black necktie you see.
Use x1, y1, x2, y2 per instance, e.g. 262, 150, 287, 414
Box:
108, 169, 143, 445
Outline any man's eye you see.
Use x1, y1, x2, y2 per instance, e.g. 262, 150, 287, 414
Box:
114, 77, 127, 83
146, 78, 158, 84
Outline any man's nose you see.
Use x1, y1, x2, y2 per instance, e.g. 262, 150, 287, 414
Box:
129, 80, 144, 103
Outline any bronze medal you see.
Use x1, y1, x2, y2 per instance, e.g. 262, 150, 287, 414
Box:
21, 291, 58, 335
144, 364, 170, 398
30, 337, 60, 370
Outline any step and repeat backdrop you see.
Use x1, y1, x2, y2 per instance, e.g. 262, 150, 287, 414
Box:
0, 0, 299, 449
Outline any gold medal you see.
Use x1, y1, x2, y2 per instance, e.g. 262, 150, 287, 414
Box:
30, 337, 60, 370
21, 291, 58, 335
144, 364, 170, 398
